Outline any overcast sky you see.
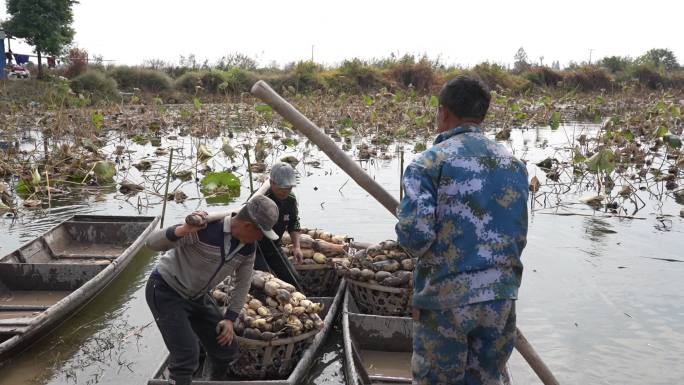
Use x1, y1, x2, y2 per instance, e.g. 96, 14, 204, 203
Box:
2, 0, 683, 68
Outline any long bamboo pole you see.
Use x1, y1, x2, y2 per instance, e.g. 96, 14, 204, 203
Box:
251, 80, 560, 385
160, 148, 174, 228
254, 82, 398, 215
245, 147, 255, 194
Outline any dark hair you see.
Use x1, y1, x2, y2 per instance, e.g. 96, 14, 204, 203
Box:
438, 75, 491, 121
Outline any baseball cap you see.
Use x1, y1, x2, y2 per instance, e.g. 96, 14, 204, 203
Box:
244, 195, 279, 240
270, 162, 297, 188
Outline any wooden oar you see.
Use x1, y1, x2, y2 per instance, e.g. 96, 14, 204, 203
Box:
251, 80, 561, 385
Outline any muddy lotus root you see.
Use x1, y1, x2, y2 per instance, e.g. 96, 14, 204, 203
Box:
338, 240, 416, 288
281, 227, 351, 265
212, 270, 325, 341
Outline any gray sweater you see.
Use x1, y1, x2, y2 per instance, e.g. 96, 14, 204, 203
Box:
145, 217, 254, 321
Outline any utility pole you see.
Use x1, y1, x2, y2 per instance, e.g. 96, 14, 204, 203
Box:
311, 45, 314, 62
589, 48, 595, 65
6, 33, 12, 65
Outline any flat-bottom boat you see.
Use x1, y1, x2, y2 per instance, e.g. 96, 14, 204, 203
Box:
0, 215, 160, 361
342, 286, 412, 385
343, 287, 514, 385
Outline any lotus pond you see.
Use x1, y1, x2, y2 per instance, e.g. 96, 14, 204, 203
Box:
0, 92, 682, 385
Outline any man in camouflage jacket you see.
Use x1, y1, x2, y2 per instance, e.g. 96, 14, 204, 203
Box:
396, 75, 529, 385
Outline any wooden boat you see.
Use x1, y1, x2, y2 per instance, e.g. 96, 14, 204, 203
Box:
343, 287, 515, 385
343, 286, 412, 385
0, 214, 160, 361
147, 278, 346, 385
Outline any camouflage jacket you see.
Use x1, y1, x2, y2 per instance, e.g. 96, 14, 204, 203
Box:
396, 124, 529, 309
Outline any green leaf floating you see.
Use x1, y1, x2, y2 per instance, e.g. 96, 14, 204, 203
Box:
81, 138, 100, 153
281, 138, 298, 147
621, 130, 634, 142
132, 135, 149, 145
664, 134, 682, 149
654, 126, 668, 138
549, 111, 561, 130
91, 111, 104, 129
572, 147, 586, 164
338, 127, 354, 137
200, 171, 241, 204
15, 179, 33, 198
341, 117, 353, 128
93, 161, 116, 183
585, 149, 616, 173
255, 104, 273, 113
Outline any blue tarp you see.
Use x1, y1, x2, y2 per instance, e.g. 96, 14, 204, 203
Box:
0, 38, 5, 79
14, 54, 29, 64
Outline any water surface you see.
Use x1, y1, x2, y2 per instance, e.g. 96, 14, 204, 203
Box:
0, 122, 682, 385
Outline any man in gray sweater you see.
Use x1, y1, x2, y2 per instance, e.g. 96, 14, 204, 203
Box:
145, 195, 279, 384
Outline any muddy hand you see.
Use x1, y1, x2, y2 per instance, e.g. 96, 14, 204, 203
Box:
292, 248, 304, 264
216, 320, 234, 346
185, 211, 209, 228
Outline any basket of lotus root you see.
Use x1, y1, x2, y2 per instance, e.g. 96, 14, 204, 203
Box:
212, 270, 326, 380
281, 228, 351, 296
337, 240, 414, 317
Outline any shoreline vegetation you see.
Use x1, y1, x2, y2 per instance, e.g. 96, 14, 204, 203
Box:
1, 49, 684, 106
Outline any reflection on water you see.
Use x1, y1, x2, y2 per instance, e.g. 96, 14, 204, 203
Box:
302, 321, 346, 385
580, 217, 614, 258
0, 123, 682, 385
0, 248, 161, 385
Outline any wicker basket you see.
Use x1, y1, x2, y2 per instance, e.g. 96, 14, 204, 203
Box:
294, 264, 340, 297
347, 278, 412, 317
228, 327, 320, 380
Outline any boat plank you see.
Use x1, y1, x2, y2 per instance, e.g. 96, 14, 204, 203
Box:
0, 318, 32, 326
0, 264, 105, 291
0, 326, 28, 334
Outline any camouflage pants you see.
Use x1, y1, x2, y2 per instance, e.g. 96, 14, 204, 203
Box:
412, 300, 516, 385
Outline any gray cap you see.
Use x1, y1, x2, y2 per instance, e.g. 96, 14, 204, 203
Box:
270, 162, 297, 188
244, 195, 279, 240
